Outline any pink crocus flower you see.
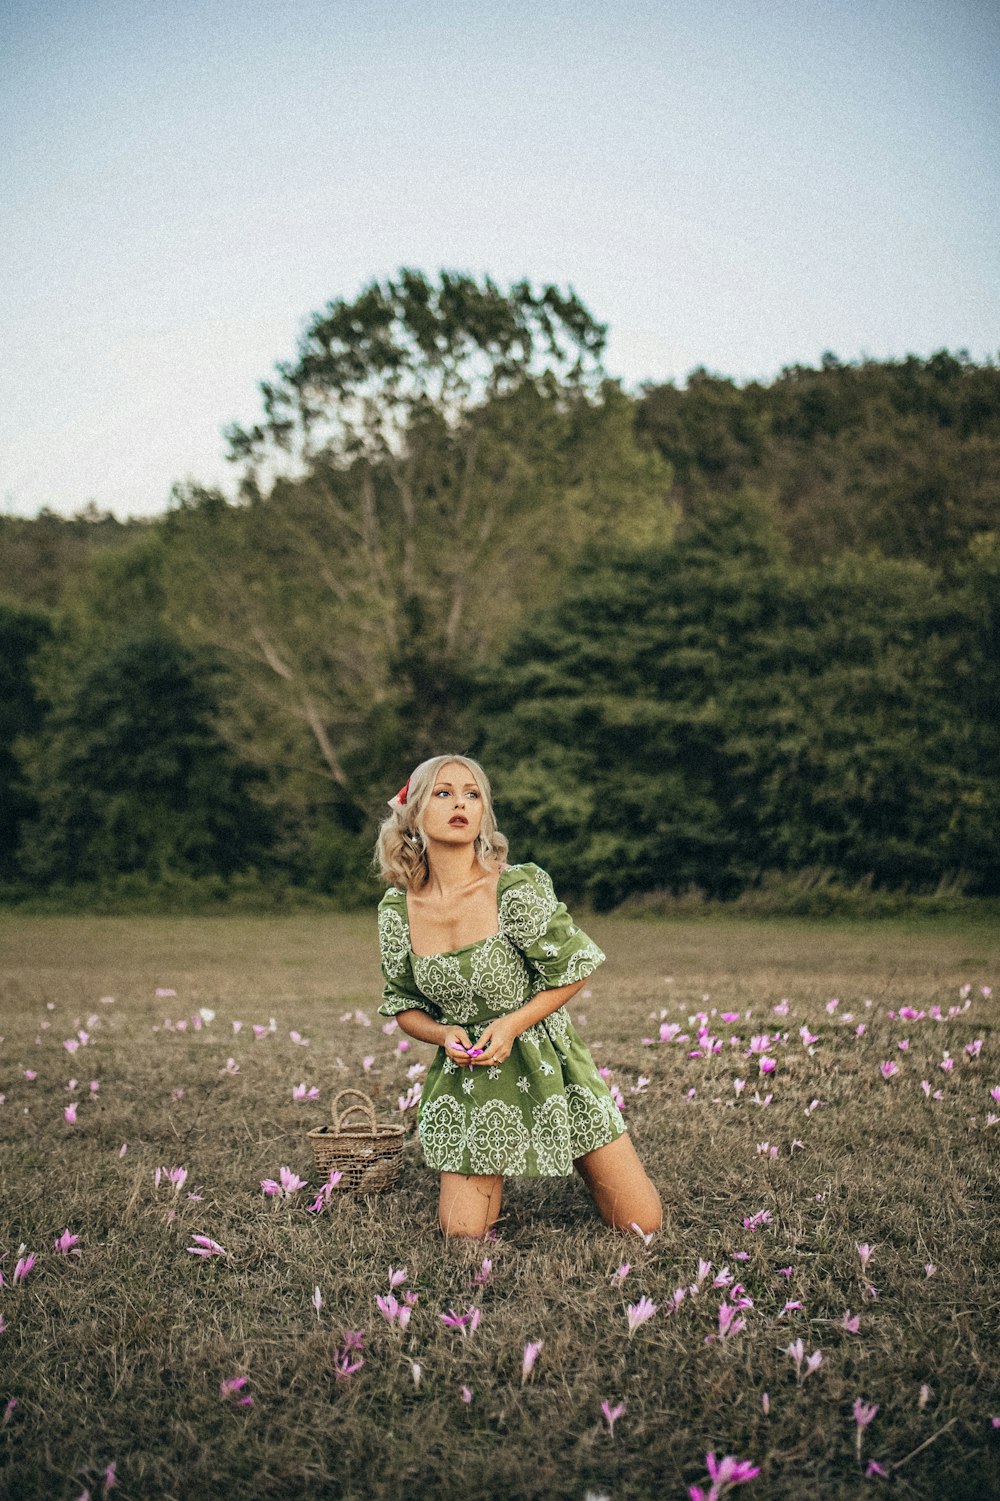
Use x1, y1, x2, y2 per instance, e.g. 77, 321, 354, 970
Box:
717, 1301, 746, 1339
840, 1311, 861, 1333
521, 1340, 543, 1382
2, 1398, 15, 1424
332, 1329, 365, 1379
388, 1266, 407, 1289
312, 1286, 323, 1316
879, 1061, 898, 1080
103, 1462, 116, 1490
853, 1399, 879, 1462
460, 1385, 473, 1403
857, 1243, 874, 1269
471, 1257, 493, 1285
625, 1296, 658, 1336
186, 1235, 227, 1258
601, 1399, 626, 1436
261, 1165, 307, 1197
441, 1306, 481, 1336
54, 1229, 81, 1257
376, 1293, 401, 1325
689, 1450, 761, 1500
219, 1375, 253, 1407
990, 1086, 1000, 1106
64, 1103, 78, 1124
12, 1254, 36, 1285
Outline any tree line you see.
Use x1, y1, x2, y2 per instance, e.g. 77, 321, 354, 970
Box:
2, 271, 998, 909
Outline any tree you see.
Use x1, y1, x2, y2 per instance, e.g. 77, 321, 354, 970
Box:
17, 634, 273, 887
161, 272, 674, 828
473, 493, 1000, 905
0, 602, 52, 880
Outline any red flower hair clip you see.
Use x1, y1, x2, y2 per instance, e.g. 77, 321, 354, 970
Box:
387, 777, 410, 812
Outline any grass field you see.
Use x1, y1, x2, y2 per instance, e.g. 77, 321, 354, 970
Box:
1, 912, 998, 1501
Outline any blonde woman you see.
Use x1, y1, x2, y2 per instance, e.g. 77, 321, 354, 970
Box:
374, 753, 662, 1240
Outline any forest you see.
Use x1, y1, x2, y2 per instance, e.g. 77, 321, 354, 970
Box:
2, 271, 998, 911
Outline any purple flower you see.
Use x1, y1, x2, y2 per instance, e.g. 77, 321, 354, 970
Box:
625, 1296, 658, 1336
186, 1235, 227, 1258
601, 1399, 626, 1436
12, 1254, 36, 1285
521, 1340, 543, 1382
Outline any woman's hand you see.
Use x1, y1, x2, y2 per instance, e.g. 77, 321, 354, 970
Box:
441, 1025, 476, 1065
472, 1016, 520, 1066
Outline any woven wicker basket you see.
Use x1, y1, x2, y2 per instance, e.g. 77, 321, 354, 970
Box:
307, 1088, 407, 1193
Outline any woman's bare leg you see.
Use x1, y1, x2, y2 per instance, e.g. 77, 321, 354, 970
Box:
574, 1133, 662, 1233
438, 1172, 503, 1238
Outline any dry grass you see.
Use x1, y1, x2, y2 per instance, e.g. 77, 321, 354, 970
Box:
1, 912, 998, 1501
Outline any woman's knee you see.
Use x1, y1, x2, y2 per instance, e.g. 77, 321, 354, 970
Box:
438, 1173, 502, 1238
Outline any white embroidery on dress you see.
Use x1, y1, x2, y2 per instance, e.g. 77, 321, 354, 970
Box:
461, 1074, 475, 1095
487, 1065, 502, 1080
410, 952, 477, 1023
516, 1076, 531, 1093
419, 1094, 467, 1169
378, 903, 410, 980
565, 1083, 622, 1155
499, 866, 560, 947
470, 939, 532, 1011
539, 1060, 556, 1076
467, 1099, 530, 1174
530, 1094, 573, 1175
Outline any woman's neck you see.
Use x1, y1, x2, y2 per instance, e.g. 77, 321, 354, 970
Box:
419, 842, 483, 898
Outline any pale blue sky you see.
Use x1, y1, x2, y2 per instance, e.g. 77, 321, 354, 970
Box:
2, 0, 998, 518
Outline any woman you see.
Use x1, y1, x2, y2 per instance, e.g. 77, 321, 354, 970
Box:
374, 753, 662, 1240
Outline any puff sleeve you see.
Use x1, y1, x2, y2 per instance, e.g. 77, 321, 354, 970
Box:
376, 890, 429, 1018
498, 863, 606, 989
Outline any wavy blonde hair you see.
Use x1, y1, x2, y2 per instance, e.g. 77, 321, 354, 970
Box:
373, 753, 509, 890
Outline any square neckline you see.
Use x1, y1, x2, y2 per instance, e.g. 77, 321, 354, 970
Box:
403, 864, 517, 960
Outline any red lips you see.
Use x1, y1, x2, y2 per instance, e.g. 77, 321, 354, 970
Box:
449, 816, 468, 826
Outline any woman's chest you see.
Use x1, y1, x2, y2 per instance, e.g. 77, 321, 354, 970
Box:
406, 879, 501, 956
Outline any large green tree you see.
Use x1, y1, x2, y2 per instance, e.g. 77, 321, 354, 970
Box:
17, 634, 273, 888
474, 494, 1000, 905
161, 272, 674, 831
0, 602, 52, 880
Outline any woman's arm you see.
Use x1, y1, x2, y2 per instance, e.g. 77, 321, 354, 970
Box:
473, 978, 588, 1066
394, 1008, 448, 1046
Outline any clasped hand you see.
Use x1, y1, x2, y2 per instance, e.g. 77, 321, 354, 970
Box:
441, 1017, 520, 1067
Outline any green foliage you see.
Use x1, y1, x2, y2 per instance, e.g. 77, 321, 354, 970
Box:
4, 286, 998, 915
475, 494, 1000, 906
0, 601, 52, 878
17, 634, 274, 886
636, 350, 1000, 569
224, 267, 609, 472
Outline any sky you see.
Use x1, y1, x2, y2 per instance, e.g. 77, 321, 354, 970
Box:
2, 0, 998, 519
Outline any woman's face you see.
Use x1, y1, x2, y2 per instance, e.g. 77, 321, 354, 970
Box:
420, 761, 485, 849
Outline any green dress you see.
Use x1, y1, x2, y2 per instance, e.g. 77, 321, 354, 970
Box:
377, 862, 627, 1177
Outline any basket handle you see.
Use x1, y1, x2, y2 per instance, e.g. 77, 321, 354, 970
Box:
331, 1088, 378, 1133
